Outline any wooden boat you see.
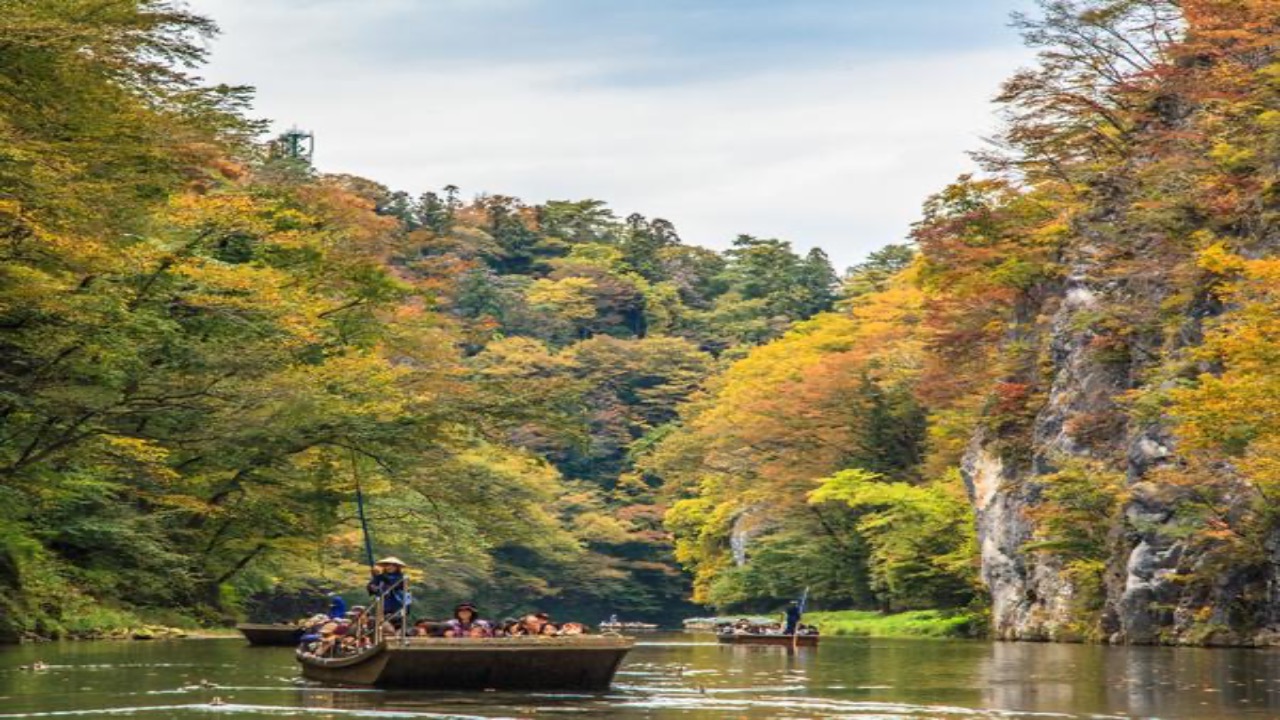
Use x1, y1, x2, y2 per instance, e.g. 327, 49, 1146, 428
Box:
683, 615, 773, 632
716, 632, 820, 647
598, 621, 659, 632
237, 623, 304, 646
297, 635, 635, 690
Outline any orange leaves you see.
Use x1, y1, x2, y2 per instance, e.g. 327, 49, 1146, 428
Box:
1180, 1, 1280, 71
649, 266, 933, 602
992, 381, 1034, 416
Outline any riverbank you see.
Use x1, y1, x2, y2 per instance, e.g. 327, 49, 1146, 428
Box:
807, 609, 982, 639
1, 602, 237, 644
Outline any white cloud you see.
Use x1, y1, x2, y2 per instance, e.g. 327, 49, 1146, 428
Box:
196, 0, 1031, 268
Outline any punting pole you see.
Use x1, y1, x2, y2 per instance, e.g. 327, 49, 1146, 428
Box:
349, 448, 376, 571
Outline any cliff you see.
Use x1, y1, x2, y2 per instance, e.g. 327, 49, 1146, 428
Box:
964, 0, 1279, 645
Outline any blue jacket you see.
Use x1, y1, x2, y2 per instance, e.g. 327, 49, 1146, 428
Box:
784, 605, 802, 631
367, 572, 409, 615
328, 595, 347, 619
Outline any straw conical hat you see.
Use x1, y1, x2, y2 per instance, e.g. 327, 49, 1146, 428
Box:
375, 556, 408, 567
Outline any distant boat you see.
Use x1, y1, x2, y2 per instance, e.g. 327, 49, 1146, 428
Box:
236, 623, 303, 646
716, 632, 819, 647
297, 635, 635, 689
683, 615, 774, 632
598, 620, 659, 632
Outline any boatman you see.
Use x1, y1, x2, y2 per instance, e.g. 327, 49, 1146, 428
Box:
367, 556, 411, 627
784, 600, 802, 635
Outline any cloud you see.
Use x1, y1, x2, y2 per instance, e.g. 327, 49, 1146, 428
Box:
194, 0, 1036, 268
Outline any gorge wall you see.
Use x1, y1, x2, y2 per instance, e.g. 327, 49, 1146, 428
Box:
954, 0, 1280, 648
965, 141, 1280, 646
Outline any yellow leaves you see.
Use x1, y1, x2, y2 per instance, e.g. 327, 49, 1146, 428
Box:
165, 192, 272, 241
471, 337, 573, 379
527, 277, 598, 321
1167, 254, 1280, 505
1208, 141, 1257, 173
98, 436, 179, 486
1195, 240, 1248, 276
102, 436, 170, 464
570, 512, 632, 545
807, 468, 884, 505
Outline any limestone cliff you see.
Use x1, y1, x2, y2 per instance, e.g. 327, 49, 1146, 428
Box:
963, 190, 1279, 647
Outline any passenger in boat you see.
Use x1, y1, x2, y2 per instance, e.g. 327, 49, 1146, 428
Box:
559, 622, 586, 635
367, 556, 411, 627
346, 605, 367, 625
327, 593, 347, 619
443, 602, 492, 638
315, 621, 341, 656
516, 613, 547, 636
496, 618, 520, 637
538, 612, 563, 635
298, 612, 329, 630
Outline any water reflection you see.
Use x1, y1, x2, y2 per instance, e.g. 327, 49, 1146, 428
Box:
977, 640, 1280, 718
4, 634, 1280, 718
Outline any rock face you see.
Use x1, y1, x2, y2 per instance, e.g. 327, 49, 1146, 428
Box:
966, 440, 1073, 641
962, 228, 1280, 646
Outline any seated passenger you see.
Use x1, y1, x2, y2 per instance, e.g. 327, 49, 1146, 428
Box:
300, 613, 329, 631
559, 622, 586, 636
517, 613, 545, 636
315, 622, 341, 656
327, 592, 347, 619
444, 602, 491, 638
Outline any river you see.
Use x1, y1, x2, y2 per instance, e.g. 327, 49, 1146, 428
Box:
2, 633, 1279, 718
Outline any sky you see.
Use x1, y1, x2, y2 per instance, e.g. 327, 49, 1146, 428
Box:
193, 0, 1039, 270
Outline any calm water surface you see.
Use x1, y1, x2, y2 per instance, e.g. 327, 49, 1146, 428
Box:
2, 633, 1279, 719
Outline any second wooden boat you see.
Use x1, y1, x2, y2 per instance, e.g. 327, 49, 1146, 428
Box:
598, 621, 659, 632
716, 632, 819, 647
297, 635, 635, 690
237, 623, 303, 646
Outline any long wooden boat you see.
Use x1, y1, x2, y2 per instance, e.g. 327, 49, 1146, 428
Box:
297, 635, 635, 690
716, 632, 819, 647
237, 623, 303, 646
598, 621, 659, 632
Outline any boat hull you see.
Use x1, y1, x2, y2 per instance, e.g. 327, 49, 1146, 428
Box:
717, 633, 819, 647
298, 636, 635, 690
237, 623, 303, 646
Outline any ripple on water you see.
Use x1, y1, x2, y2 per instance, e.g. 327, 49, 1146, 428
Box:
609, 694, 1084, 718
0, 703, 513, 719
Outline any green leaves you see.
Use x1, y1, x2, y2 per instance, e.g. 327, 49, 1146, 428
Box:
809, 468, 978, 610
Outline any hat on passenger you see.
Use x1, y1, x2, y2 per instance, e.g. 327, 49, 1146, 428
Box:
375, 556, 407, 568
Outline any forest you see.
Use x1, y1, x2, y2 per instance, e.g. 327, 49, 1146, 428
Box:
0, 0, 1276, 645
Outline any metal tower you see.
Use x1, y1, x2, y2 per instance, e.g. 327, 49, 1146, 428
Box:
273, 127, 314, 163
